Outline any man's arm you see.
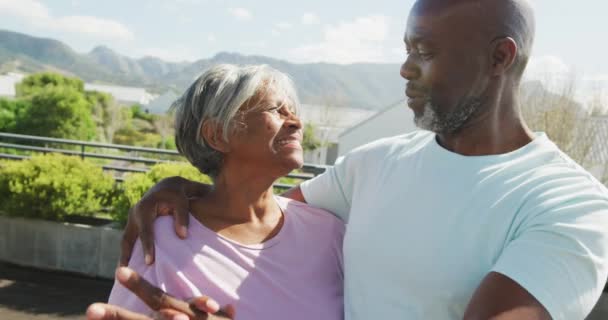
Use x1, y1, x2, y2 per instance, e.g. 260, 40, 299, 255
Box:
463, 272, 551, 320
121, 177, 305, 266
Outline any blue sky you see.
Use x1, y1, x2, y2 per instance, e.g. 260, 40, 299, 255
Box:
0, 0, 607, 83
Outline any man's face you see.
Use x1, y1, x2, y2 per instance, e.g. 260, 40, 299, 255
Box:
400, 2, 491, 134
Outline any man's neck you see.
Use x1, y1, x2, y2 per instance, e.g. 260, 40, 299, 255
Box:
436, 92, 535, 156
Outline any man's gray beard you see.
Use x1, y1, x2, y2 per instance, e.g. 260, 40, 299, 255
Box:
414, 98, 481, 134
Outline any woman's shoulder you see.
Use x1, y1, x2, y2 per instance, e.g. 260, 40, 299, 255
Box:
275, 195, 345, 231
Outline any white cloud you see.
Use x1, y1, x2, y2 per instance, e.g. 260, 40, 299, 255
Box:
55, 16, 133, 40
141, 46, 199, 62
584, 74, 608, 82
289, 15, 391, 64
0, 0, 48, 20
228, 7, 252, 21
272, 22, 292, 36
244, 40, 266, 49
522, 55, 608, 108
207, 34, 216, 42
0, 0, 133, 41
525, 55, 571, 78
172, 0, 206, 4
301, 13, 320, 25
276, 22, 292, 30
523, 55, 574, 93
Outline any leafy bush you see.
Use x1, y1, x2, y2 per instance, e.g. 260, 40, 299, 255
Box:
0, 154, 115, 221
111, 162, 212, 225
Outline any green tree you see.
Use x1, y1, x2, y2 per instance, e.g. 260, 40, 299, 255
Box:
302, 123, 322, 151
16, 72, 84, 97
130, 104, 154, 122
86, 90, 126, 142
16, 86, 96, 140
0, 98, 31, 132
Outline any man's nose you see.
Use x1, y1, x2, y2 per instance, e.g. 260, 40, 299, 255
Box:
400, 55, 420, 81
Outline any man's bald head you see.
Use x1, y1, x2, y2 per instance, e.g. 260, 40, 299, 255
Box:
410, 0, 535, 78
401, 0, 536, 134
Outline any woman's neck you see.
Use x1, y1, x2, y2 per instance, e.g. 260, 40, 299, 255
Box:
189, 169, 284, 245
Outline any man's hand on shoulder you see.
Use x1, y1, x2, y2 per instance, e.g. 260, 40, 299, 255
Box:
120, 176, 212, 266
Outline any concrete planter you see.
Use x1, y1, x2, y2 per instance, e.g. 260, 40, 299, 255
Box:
0, 215, 122, 279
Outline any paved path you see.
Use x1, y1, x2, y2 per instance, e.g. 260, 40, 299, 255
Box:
0, 262, 113, 320
1, 262, 608, 319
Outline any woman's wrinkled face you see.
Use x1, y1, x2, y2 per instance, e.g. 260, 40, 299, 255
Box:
225, 87, 303, 176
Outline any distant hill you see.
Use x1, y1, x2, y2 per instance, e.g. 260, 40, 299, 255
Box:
0, 29, 404, 109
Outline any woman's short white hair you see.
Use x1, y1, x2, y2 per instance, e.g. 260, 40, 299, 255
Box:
173, 64, 299, 178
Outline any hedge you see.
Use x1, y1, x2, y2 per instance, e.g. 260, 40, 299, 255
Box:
111, 162, 212, 226
0, 154, 114, 221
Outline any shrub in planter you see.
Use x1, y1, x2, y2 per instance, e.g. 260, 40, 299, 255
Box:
0, 154, 115, 221
112, 162, 212, 226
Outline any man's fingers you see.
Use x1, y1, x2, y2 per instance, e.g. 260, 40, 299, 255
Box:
173, 203, 190, 239
116, 267, 197, 317
135, 202, 157, 265
222, 305, 235, 318
119, 210, 138, 267
190, 296, 220, 314
155, 309, 189, 320
86, 303, 152, 320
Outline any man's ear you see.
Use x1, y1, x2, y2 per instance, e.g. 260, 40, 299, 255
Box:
489, 37, 518, 76
201, 121, 230, 153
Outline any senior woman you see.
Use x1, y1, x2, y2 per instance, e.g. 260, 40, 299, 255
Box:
106, 64, 344, 320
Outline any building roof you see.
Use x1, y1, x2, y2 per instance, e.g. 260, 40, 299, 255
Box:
146, 91, 179, 114
339, 99, 405, 138
299, 104, 376, 143
84, 83, 155, 105
585, 116, 608, 165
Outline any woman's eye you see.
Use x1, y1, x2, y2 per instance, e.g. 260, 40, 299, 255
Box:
267, 107, 280, 113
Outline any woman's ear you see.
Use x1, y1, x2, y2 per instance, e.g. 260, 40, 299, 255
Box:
201, 121, 230, 153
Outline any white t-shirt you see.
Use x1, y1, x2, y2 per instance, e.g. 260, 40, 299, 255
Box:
301, 130, 608, 320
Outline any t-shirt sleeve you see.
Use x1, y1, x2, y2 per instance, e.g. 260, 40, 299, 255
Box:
491, 181, 608, 320
300, 154, 354, 222
107, 239, 158, 316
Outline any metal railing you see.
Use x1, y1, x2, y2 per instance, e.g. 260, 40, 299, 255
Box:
0, 132, 327, 189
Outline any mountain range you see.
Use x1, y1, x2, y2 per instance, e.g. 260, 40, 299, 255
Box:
0, 29, 405, 110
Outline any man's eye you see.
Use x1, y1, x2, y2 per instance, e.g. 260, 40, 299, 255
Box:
418, 51, 434, 60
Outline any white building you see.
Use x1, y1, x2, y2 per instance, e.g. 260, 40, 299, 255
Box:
84, 83, 155, 106
338, 100, 416, 157
146, 91, 179, 114
0, 72, 25, 97
299, 104, 376, 164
